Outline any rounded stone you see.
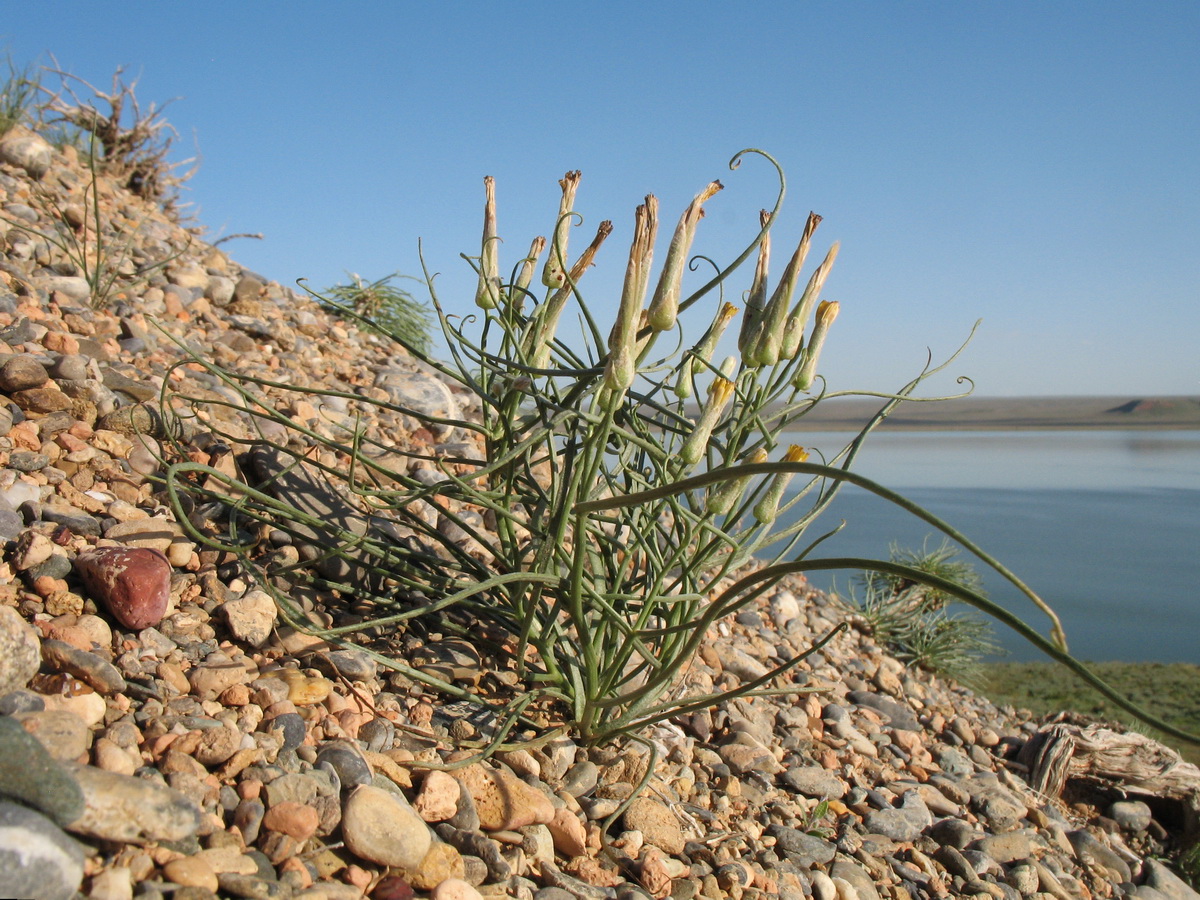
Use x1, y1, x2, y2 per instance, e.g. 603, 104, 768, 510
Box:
341, 784, 432, 869
74, 546, 172, 630
431, 879, 484, 900
0, 604, 41, 696
406, 839, 466, 890
0, 355, 50, 391
1108, 799, 1153, 832
163, 856, 219, 891
262, 800, 320, 842
0, 800, 86, 900
622, 797, 686, 855
0, 715, 85, 826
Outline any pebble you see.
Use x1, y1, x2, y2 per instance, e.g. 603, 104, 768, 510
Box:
406, 839, 466, 890
431, 879, 485, 900
455, 762, 555, 832
971, 830, 1035, 864
315, 740, 373, 788
60, 759, 202, 843
2, 715, 85, 830
13, 708, 92, 759
782, 765, 847, 799
341, 783, 432, 868
1109, 799, 1153, 832
221, 590, 278, 647
40, 637, 127, 693
0, 604, 41, 695
164, 855, 220, 891
560, 759, 600, 797
1067, 828, 1132, 881
262, 800, 320, 842
0, 799, 86, 900
622, 797, 686, 855
862, 792, 931, 842
765, 824, 837, 868
0, 355, 49, 390
414, 769, 462, 822
276, 666, 333, 705
74, 545, 173, 630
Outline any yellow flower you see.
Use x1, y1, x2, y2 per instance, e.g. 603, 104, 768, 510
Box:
753, 444, 809, 524
794, 300, 841, 391
679, 376, 735, 468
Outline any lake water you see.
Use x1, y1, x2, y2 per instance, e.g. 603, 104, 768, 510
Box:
773, 430, 1200, 662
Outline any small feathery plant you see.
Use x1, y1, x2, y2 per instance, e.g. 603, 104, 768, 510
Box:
319, 271, 435, 353
840, 541, 1002, 687
159, 149, 1200, 759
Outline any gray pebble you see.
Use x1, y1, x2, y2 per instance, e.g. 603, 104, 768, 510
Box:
315, 740, 373, 789
781, 765, 847, 799
848, 690, 920, 731
8, 450, 49, 471
40, 639, 127, 694
26, 552, 74, 580
764, 824, 836, 867
1067, 828, 1132, 882
929, 816, 976, 849
357, 716, 395, 753
561, 760, 600, 797
0, 715, 85, 826
0, 689, 45, 715
0, 605, 41, 696
0, 800, 86, 900
1108, 799, 1153, 832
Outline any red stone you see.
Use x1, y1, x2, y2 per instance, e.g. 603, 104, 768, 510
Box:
74, 547, 172, 630
372, 876, 415, 900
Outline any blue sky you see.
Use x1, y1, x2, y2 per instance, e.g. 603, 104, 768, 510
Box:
7, 3, 1199, 397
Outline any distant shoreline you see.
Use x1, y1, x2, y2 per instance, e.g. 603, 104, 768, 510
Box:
781, 394, 1200, 432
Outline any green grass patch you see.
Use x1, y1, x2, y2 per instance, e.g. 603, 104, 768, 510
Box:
980, 661, 1200, 765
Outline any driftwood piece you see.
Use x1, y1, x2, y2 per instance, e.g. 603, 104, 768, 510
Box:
1023, 720, 1200, 829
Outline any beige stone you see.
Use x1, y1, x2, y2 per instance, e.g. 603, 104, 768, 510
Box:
414, 770, 461, 822
547, 806, 587, 857
455, 763, 554, 832
163, 856, 218, 891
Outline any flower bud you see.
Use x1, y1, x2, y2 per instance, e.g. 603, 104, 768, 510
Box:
793, 300, 840, 391
753, 444, 809, 524
691, 302, 738, 374
541, 170, 582, 289
706, 447, 769, 516
606, 197, 658, 396
738, 210, 773, 358
748, 212, 822, 367
647, 180, 723, 332
784, 240, 839, 356
679, 376, 735, 468
511, 235, 546, 312
475, 176, 503, 309
526, 220, 613, 368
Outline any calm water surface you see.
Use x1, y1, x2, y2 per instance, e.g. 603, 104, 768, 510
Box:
775, 430, 1200, 662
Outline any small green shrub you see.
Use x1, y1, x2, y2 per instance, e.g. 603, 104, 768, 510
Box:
318, 271, 434, 353
840, 541, 1000, 686
160, 150, 1200, 760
